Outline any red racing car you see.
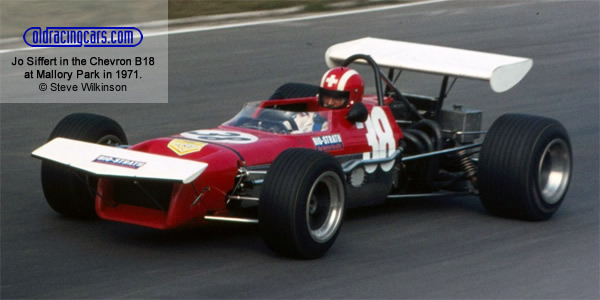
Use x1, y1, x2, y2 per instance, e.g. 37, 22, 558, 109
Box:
32, 38, 572, 258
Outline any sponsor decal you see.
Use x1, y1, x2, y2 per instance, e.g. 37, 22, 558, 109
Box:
168, 139, 206, 156
180, 130, 258, 144
93, 155, 145, 169
312, 134, 343, 151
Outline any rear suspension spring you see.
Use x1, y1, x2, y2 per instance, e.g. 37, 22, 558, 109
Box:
456, 150, 477, 179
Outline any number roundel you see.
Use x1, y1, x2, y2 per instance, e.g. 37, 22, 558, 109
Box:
362, 107, 396, 173
180, 130, 258, 144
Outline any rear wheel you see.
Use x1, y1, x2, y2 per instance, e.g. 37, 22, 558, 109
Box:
41, 113, 127, 219
269, 83, 320, 100
259, 148, 345, 259
478, 114, 572, 221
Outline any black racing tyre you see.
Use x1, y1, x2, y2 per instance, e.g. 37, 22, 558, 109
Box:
41, 113, 128, 219
268, 83, 320, 100
259, 148, 346, 259
478, 114, 572, 221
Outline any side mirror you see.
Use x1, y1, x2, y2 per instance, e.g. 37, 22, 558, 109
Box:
346, 102, 368, 123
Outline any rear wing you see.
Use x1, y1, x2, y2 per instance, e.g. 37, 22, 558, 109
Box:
32, 138, 208, 184
325, 37, 532, 93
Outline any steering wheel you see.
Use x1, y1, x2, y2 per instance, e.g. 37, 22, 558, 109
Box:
257, 109, 299, 132
235, 117, 297, 134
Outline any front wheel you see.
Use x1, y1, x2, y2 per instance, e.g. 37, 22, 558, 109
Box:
41, 113, 128, 219
259, 148, 345, 259
478, 114, 572, 221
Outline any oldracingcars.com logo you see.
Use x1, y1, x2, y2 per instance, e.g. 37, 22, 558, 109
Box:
23, 27, 143, 48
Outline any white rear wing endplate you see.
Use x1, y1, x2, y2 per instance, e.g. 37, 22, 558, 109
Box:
325, 37, 533, 93
32, 138, 208, 184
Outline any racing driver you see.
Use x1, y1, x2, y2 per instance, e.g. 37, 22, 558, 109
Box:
293, 67, 364, 132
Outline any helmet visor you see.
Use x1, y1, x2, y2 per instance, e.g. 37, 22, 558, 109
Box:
318, 88, 349, 109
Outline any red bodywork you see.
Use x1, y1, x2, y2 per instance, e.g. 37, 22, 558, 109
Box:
96, 96, 402, 229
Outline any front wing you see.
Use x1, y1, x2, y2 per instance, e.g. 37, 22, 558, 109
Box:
31, 137, 208, 184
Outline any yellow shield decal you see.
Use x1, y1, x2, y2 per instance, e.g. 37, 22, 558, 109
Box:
168, 139, 207, 156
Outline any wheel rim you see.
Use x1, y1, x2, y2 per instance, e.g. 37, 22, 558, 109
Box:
538, 138, 571, 205
306, 171, 344, 243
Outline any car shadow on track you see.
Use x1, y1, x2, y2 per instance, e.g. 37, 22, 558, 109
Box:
344, 194, 488, 222
45, 195, 491, 258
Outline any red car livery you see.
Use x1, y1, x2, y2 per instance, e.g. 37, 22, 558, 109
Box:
32, 38, 572, 258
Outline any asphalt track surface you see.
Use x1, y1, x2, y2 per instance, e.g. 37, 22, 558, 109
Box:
1, 0, 598, 298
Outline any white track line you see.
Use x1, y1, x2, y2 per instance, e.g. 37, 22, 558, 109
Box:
0, 0, 451, 54
161, 0, 452, 37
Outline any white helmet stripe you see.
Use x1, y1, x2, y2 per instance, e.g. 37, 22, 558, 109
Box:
336, 70, 358, 91
320, 72, 328, 87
